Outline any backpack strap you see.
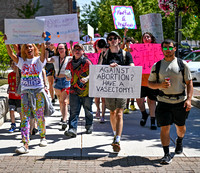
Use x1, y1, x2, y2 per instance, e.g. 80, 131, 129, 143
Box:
152, 60, 161, 83
177, 58, 185, 84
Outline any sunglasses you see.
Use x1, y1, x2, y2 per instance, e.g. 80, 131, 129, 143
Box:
74, 48, 82, 52
108, 36, 118, 41
58, 48, 65, 50
163, 47, 174, 51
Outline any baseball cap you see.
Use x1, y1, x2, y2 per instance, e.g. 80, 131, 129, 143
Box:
73, 43, 83, 50
107, 31, 121, 41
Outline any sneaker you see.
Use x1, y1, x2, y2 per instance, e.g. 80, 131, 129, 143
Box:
160, 153, 172, 164
39, 138, 47, 147
150, 124, 157, 130
59, 118, 63, 125
100, 117, 105, 123
111, 136, 116, 146
123, 109, 129, 114
62, 122, 67, 130
130, 105, 136, 111
140, 114, 149, 126
86, 126, 93, 134
112, 141, 121, 152
64, 128, 77, 138
15, 146, 29, 154
9, 123, 16, 133
52, 98, 56, 105
175, 138, 183, 154
96, 111, 100, 119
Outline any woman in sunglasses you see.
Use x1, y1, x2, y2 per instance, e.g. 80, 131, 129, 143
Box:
46, 43, 71, 130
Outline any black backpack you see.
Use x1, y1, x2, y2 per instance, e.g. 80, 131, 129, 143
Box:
152, 58, 185, 84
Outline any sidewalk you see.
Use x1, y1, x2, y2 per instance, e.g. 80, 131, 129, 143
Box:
0, 85, 200, 172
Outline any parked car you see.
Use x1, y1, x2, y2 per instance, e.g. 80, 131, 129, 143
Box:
182, 50, 200, 62
186, 56, 200, 83
178, 42, 192, 59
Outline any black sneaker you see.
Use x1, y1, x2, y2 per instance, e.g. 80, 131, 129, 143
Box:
150, 124, 157, 130
32, 128, 38, 135
140, 114, 149, 126
61, 122, 67, 130
64, 128, 77, 138
160, 153, 172, 164
52, 98, 56, 105
86, 126, 93, 134
175, 139, 183, 154
111, 136, 116, 146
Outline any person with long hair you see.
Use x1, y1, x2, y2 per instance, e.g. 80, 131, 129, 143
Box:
136, 32, 158, 130
4, 34, 51, 154
46, 43, 71, 130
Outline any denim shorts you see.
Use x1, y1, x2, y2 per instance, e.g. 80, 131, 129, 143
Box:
155, 101, 189, 127
53, 77, 70, 90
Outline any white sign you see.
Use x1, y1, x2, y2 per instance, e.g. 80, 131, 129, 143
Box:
36, 14, 79, 43
111, 6, 137, 29
4, 19, 44, 44
87, 24, 94, 38
83, 45, 95, 53
89, 65, 142, 98
140, 13, 164, 43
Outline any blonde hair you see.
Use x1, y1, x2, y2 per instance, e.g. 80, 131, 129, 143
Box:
21, 44, 40, 61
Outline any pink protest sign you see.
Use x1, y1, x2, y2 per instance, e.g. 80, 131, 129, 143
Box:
86, 53, 100, 65
111, 6, 137, 29
130, 43, 164, 74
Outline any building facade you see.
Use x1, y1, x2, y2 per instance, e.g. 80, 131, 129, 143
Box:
0, 0, 78, 32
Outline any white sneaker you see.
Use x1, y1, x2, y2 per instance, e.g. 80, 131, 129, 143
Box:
39, 138, 47, 147
15, 146, 29, 154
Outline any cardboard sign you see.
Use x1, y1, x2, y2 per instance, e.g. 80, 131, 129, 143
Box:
130, 43, 164, 74
83, 45, 95, 53
140, 13, 164, 43
86, 53, 100, 64
36, 14, 79, 43
111, 6, 137, 29
89, 65, 142, 98
4, 19, 44, 44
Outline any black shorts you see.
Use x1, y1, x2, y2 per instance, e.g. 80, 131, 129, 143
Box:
8, 99, 21, 113
140, 86, 159, 101
45, 63, 55, 77
155, 101, 189, 127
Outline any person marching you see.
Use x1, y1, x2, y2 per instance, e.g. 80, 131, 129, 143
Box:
148, 39, 193, 164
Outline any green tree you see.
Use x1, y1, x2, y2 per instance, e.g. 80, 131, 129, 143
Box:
16, 0, 43, 19
0, 32, 11, 78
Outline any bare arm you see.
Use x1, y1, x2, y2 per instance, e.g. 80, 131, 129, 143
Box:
184, 80, 193, 111
120, 27, 128, 49
40, 43, 46, 63
45, 49, 54, 63
148, 80, 171, 89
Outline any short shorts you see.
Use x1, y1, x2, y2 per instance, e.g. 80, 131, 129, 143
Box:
140, 86, 159, 101
8, 99, 21, 113
105, 98, 126, 111
155, 101, 189, 127
53, 77, 71, 90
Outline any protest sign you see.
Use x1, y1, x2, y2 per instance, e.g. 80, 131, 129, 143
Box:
130, 43, 164, 74
83, 45, 95, 53
4, 19, 44, 44
86, 53, 100, 64
89, 65, 142, 98
87, 24, 94, 38
111, 6, 137, 29
36, 14, 79, 43
140, 13, 164, 43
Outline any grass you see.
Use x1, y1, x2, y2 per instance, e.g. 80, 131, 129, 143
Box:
0, 78, 8, 86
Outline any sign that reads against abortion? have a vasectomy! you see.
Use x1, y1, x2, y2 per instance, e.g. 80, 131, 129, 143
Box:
111, 6, 137, 29
89, 65, 142, 98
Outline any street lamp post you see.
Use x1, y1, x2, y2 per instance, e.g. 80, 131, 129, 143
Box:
175, 7, 179, 58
